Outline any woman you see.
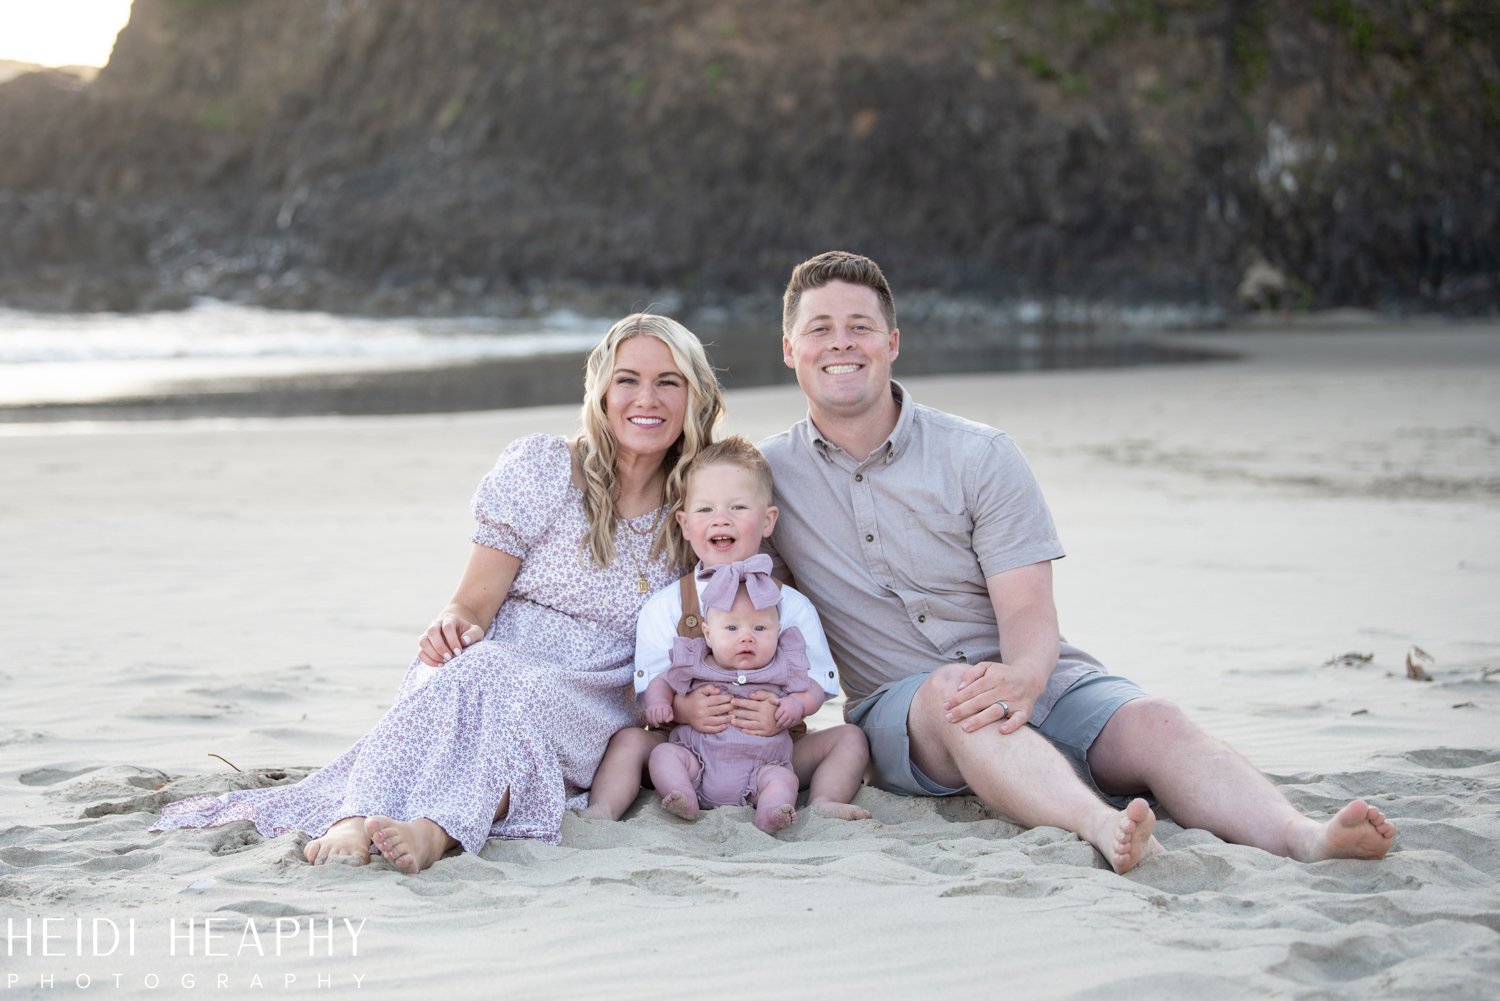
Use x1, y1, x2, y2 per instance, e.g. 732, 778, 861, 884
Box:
153, 314, 724, 871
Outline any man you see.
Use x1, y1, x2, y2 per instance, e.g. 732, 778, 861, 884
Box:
760, 250, 1396, 873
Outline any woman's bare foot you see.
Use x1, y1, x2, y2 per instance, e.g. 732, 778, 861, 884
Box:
303, 817, 371, 866
659, 791, 700, 821
1293, 800, 1396, 861
755, 802, 796, 835
1090, 797, 1157, 874
809, 800, 872, 821
364, 816, 455, 873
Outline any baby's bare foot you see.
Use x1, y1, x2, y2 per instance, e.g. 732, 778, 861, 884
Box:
659, 791, 700, 821
755, 802, 796, 835
364, 816, 453, 873
303, 816, 371, 866
810, 801, 872, 821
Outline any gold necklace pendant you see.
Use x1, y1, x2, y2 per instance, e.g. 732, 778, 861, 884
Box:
625, 502, 664, 597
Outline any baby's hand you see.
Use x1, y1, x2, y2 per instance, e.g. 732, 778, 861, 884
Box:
645, 703, 674, 727
774, 699, 806, 729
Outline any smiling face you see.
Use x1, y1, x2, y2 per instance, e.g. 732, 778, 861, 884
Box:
675, 461, 779, 567
603, 335, 689, 464
702, 587, 781, 671
783, 279, 900, 424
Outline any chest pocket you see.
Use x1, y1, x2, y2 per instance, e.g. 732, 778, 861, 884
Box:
896, 511, 979, 585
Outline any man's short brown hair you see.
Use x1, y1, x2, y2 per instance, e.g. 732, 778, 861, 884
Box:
782, 250, 897, 338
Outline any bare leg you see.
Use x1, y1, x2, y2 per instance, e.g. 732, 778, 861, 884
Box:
911, 667, 1156, 874
792, 724, 873, 820
753, 765, 799, 835
1086, 698, 1396, 861
648, 743, 702, 821
365, 817, 458, 874
586, 727, 666, 819
303, 816, 371, 865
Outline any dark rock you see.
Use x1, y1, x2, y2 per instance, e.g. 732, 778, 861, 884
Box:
0, 0, 1495, 315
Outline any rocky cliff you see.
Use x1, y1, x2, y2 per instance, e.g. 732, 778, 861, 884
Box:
1, 0, 1496, 315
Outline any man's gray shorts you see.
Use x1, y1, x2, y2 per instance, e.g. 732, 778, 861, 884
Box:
845, 672, 1149, 807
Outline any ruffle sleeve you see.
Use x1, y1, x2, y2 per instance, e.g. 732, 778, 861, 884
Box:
469, 434, 573, 558
776, 626, 812, 695
664, 636, 709, 694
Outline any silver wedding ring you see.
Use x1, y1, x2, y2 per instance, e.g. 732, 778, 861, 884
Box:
993, 700, 1011, 719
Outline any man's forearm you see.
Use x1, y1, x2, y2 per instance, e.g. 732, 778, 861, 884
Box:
997, 597, 1060, 682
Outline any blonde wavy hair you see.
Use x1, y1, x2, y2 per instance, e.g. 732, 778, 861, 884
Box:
577, 313, 724, 572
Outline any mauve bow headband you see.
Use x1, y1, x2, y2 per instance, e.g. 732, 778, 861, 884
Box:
697, 555, 780, 611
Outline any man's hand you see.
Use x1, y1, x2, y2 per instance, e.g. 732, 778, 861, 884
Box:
731, 691, 787, 737
674, 684, 731, 733
942, 660, 1048, 735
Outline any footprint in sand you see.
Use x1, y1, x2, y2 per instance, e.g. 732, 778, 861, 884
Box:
19, 765, 101, 786
1401, 747, 1500, 770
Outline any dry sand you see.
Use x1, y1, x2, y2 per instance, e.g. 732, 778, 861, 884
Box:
2, 320, 1498, 999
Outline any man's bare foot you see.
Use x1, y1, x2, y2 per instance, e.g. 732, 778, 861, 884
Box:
809, 801, 872, 821
1295, 800, 1396, 862
659, 791, 700, 821
304, 817, 371, 866
364, 816, 455, 873
1091, 797, 1156, 874
755, 802, 796, 835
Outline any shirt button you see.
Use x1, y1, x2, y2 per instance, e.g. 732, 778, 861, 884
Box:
854, 474, 863, 482
737, 674, 747, 684
918, 614, 927, 623
827, 671, 835, 679
865, 534, 874, 542
635, 670, 644, 678
955, 651, 965, 659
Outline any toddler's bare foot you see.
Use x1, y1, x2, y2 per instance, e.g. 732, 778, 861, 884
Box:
659, 791, 700, 821
755, 802, 796, 835
1095, 797, 1156, 874
364, 816, 453, 873
810, 801, 872, 821
1299, 800, 1396, 861
303, 816, 371, 866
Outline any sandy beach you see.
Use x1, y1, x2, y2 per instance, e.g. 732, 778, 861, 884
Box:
3, 320, 1498, 999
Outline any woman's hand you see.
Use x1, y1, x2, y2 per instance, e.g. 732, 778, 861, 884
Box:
418, 611, 485, 667
732, 691, 787, 737
420, 545, 519, 667
942, 660, 1049, 735
673, 685, 731, 733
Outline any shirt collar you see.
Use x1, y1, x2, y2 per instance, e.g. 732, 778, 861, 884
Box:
802, 381, 914, 466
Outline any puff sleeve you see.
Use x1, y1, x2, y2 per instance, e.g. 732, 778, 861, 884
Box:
664, 637, 710, 695
775, 626, 813, 695
469, 434, 572, 558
